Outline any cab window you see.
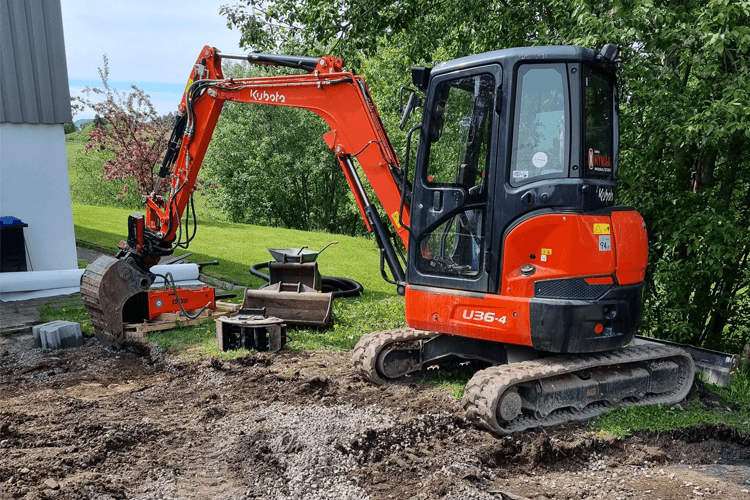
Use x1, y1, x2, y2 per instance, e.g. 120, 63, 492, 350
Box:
584, 66, 614, 179
510, 64, 568, 185
417, 73, 494, 279
425, 74, 494, 190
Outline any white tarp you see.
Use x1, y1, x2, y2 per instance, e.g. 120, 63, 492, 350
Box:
0, 264, 202, 302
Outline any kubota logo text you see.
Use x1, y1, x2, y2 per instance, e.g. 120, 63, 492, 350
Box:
249, 90, 286, 103
597, 187, 614, 202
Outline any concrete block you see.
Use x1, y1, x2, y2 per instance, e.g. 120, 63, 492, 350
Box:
32, 320, 83, 349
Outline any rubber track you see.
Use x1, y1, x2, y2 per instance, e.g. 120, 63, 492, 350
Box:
462, 344, 695, 435
351, 328, 438, 384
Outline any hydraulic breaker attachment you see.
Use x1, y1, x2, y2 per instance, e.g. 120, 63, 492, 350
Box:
147, 286, 215, 320
80, 255, 153, 346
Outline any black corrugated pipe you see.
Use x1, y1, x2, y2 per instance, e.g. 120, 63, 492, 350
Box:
249, 262, 363, 298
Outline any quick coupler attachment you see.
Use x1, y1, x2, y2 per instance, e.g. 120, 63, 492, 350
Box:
216, 308, 287, 353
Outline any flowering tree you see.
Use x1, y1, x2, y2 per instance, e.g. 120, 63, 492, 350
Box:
71, 56, 171, 199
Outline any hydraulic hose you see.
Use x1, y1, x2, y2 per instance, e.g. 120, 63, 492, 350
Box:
249, 261, 363, 298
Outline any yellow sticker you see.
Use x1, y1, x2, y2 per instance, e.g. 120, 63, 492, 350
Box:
593, 224, 611, 235
391, 211, 402, 229
184, 78, 194, 94
541, 248, 552, 255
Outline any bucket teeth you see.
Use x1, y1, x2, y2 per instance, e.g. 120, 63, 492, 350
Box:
80, 256, 152, 346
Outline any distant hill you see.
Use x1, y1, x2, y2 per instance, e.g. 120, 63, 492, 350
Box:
74, 118, 93, 127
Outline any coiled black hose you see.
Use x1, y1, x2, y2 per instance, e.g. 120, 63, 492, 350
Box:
249, 262, 363, 298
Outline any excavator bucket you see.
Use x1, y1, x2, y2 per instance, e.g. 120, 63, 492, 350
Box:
80, 255, 153, 346
241, 283, 333, 328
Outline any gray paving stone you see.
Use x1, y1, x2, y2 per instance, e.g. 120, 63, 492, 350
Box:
32, 320, 83, 349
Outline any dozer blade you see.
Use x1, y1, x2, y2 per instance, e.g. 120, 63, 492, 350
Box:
80, 255, 153, 347
242, 283, 333, 328
633, 335, 739, 387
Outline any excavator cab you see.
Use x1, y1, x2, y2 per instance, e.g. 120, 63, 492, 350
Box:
403, 45, 647, 354
356, 46, 692, 435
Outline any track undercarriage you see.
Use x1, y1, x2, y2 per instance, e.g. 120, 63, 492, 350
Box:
352, 329, 695, 435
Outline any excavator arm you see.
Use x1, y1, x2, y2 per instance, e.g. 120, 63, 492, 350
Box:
82, 46, 411, 345
141, 47, 407, 272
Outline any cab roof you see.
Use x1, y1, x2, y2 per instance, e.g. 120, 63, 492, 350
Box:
431, 45, 616, 77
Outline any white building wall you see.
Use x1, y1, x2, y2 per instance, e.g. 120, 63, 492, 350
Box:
0, 122, 77, 270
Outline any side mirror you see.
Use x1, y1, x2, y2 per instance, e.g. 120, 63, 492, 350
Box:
411, 66, 431, 92
398, 87, 423, 130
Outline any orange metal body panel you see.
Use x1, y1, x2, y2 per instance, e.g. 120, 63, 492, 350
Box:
610, 211, 648, 284
502, 214, 617, 297
147, 286, 215, 320
405, 286, 533, 346
405, 209, 647, 347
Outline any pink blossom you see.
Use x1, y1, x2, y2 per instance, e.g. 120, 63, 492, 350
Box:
72, 55, 178, 198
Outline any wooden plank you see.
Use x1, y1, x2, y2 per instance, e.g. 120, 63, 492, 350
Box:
124, 304, 238, 339
216, 301, 241, 312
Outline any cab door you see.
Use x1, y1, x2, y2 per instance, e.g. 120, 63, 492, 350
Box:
407, 65, 501, 292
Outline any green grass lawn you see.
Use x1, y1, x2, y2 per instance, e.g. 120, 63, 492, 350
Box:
73, 204, 389, 292
591, 392, 750, 438
72, 203, 406, 353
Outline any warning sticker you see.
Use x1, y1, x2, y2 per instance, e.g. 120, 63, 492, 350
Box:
391, 211, 402, 229
541, 248, 552, 255
512, 170, 529, 179
593, 224, 610, 235
593, 154, 612, 169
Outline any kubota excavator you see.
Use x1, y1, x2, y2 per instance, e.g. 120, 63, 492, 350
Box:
80, 44, 695, 435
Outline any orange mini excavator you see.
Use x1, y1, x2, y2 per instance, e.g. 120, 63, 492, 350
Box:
81, 44, 694, 434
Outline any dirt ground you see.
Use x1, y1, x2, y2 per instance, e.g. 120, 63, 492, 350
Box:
2, 333, 750, 500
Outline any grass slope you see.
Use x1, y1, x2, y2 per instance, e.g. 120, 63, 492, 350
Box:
73, 204, 388, 291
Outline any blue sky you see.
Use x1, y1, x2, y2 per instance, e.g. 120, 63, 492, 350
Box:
61, 0, 247, 119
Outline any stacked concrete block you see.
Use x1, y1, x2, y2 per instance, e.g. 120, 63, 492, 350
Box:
32, 321, 83, 349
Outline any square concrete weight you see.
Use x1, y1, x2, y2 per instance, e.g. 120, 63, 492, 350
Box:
32, 320, 83, 349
